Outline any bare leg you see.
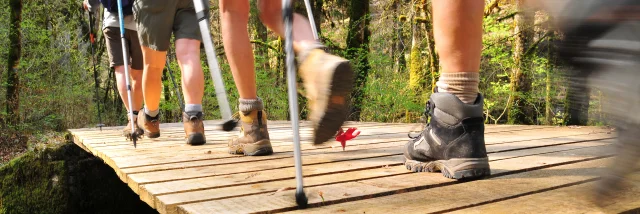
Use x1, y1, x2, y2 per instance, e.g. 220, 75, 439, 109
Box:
257, 0, 354, 144
432, 0, 484, 73
219, 0, 257, 99
114, 66, 144, 112
175, 39, 204, 105
432, 0, 484, 104
257, 0, 317, 53
140, 46, 166, 113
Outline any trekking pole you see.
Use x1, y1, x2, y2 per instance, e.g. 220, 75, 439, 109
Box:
283, 0, 308, 208
116, 0, 139, 147
303, 0, 319, 40
192, 0, 238, 131
166, 60, 184, 111
88, 11, 105, 131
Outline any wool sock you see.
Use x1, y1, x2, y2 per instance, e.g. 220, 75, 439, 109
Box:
436, 72, 480, 104
144, 106, 159, 118
184, 104, 203, 116
239, 98, 264, 114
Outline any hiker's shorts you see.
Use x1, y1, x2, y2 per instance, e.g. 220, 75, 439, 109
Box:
133, 0, 206, 52
103, 27, 144, 70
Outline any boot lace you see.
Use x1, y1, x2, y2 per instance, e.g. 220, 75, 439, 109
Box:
408, 101, 432, 140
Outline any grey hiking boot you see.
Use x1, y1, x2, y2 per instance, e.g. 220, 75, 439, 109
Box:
404, 92, 490, 180
228, 110, 273, 156
299, 49, 355, 145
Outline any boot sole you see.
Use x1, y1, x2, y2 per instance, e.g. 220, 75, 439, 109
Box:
404, 157, 491, 180
145, 132, 160, 139
186, 133, 206, 146
314, 61, 355, 144
228, 140, 273, 156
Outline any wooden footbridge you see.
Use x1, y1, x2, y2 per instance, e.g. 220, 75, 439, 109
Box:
68, 121, 640, 214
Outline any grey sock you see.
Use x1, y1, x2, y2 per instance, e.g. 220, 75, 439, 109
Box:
239, 98, 264, 113
185, 104, 203, 115
436, 72, 480, 104
144, 106, 159, 117
297, 42, 325, 64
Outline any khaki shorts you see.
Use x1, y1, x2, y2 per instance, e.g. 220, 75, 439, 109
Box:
103, 27, 144, 70
133, 0, 205, 52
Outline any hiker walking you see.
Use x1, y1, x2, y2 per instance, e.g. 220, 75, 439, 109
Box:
219, 0, 355, 156
83, 0, 145, 140
132, 0, 207, 145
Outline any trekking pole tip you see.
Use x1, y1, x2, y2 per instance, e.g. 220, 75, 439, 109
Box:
221, 119, 239, 132
131, 133, 138, 148
97, 123, 105, 131
295, 190, 308, 209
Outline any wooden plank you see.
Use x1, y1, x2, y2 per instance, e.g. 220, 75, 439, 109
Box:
120, 138, 405, 173
176, 141, 616, 214
88, 126, 607, 171
119, 130, 612, 180
79, 126, 598, 172
127, 145, 403, 193
287, 158, 630, 214
66, 123, 617, 214
72, 122, 410, 145
448, 174, 640, 214
127, 132, 612, 200
69, 123, 541, 149
150, 138, 613, 214
142, 139, 611, 211
141, 155, 404, 209
74, 123, 416, 151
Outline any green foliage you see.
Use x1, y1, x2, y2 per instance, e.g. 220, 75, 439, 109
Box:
0, 0, 608, 133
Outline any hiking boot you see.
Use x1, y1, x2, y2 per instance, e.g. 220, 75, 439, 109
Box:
299, 49, 355, 144
228, 110, 273, 156
404, 92, 490, 180
183, 112, 206, 145
123, 116, 144, 140
137, 112, 160, 138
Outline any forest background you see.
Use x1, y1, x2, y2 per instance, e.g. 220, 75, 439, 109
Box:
1, 0, 600, 163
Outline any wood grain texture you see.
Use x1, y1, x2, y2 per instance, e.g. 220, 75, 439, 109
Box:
66, 121, 628, 214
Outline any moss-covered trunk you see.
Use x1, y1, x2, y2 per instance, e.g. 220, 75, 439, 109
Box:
508, 0, 535, 124
408, 0, 426, 93
6, 0, 22, 126
346, 0, 371, 121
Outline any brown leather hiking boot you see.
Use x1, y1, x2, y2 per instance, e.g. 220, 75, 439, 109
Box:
299, 49, 355, 144
137, 112, 160, 138
123, 116, 144, 140
183, 112, 206, 145
228, 110, 273, 156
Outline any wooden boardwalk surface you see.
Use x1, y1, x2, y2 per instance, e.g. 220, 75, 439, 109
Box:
68, 121, 640, 214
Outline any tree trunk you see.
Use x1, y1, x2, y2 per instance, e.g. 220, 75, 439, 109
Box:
424, 6, 438, 92
408, 0, 426, 92
508, 0, 535, 124
6, 0, 22, 125
545, 64, 553, 125
391, 0, 406, 73
346, 0, 371, 121
250, 0, 269, 71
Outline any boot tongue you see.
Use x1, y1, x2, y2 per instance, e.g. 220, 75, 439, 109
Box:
185, 112, 202, 121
